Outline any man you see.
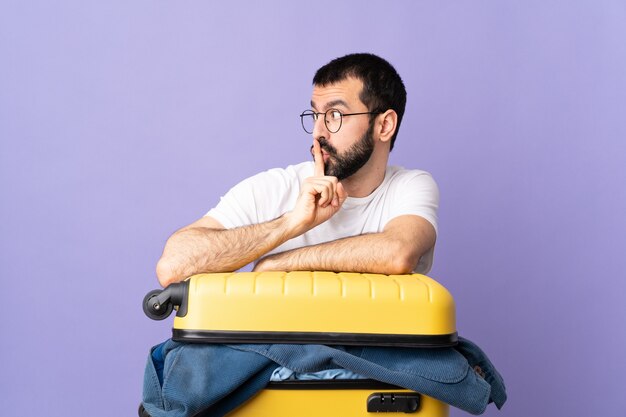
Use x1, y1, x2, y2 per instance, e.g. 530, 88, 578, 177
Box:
156, 53, 439, 287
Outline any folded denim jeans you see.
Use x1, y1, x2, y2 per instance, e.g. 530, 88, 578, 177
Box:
142, 337, 506, 417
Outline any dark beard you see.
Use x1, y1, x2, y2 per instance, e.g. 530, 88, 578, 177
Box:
318, 123, 375, 180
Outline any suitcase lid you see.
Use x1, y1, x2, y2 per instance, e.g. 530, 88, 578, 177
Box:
168, 271, 457, 347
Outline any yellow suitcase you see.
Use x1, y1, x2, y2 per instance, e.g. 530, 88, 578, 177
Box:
227, 380, 450, 417
143, 271, 457, 416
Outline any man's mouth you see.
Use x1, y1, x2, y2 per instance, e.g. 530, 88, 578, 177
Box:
311, 145, 334, 163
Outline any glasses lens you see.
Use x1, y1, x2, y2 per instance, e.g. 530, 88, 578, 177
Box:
325, 109, 342, 133
300, 110, 315, 134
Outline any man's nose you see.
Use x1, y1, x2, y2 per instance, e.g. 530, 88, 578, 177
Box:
312, 114, 330, 139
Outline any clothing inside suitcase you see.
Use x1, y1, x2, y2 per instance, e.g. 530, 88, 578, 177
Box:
142, 271, 458, 416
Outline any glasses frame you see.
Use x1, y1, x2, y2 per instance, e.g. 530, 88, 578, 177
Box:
300, 108, 382, 134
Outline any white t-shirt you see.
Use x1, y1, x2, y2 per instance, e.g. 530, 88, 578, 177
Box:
206, 162, 439, 273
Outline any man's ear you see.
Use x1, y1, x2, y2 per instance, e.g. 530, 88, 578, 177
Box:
377, 110, 398, 144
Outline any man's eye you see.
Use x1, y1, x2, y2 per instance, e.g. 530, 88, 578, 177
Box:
330, 110, 341, 120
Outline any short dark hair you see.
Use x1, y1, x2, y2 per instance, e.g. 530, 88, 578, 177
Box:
313, 53, 406, 151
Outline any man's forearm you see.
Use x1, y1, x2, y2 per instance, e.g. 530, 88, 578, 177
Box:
157, 216, 294, 286
254, 232, 420, 275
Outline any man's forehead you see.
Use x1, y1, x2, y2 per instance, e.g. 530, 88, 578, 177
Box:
311, 77, 364, 110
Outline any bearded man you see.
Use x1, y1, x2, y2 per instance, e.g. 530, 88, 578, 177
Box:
156, 53, 439, 287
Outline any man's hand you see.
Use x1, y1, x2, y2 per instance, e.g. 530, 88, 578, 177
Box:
251, 254, 278, 272
284, 139, 347, 236
156, 139, 349, 285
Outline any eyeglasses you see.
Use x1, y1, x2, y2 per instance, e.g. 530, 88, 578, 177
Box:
300, 108, 382, 134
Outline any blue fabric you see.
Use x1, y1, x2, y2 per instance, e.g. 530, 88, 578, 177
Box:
142, 337, 506, 417
270, 366, 368, 381
143, 342, 279, 417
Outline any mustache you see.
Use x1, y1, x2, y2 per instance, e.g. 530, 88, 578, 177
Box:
310, 139, 338, 157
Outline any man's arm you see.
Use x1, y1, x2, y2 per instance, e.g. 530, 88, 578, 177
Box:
156, 215, 293, 287
252, 214, 436, 275
156, 139, 348, 287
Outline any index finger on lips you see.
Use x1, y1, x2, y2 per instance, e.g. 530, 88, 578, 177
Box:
313, 138, 324, 177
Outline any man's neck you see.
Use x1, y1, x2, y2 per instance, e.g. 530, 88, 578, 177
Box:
341, 150, 389, 198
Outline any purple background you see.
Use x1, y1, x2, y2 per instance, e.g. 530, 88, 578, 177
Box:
1, 1, 625, 416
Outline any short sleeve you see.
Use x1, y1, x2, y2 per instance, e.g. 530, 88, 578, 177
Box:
387, 171, 439, 235
205, 168, 298, 229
